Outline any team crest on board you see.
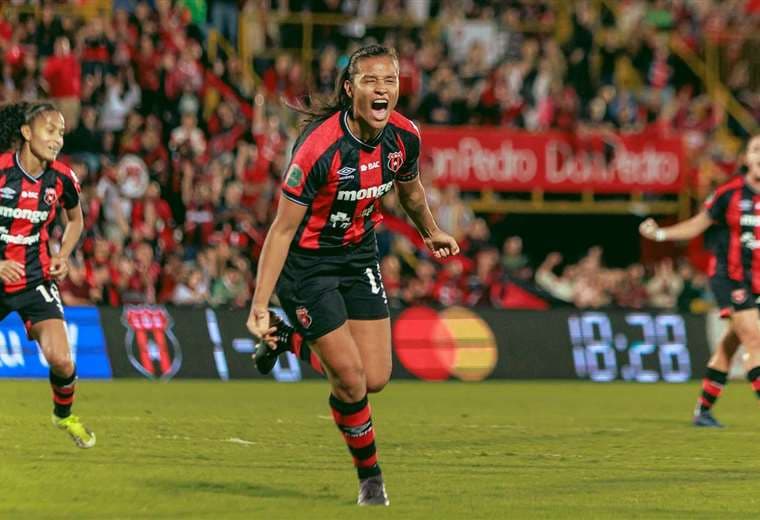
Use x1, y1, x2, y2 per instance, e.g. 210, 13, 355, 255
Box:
387, 151, 404, 173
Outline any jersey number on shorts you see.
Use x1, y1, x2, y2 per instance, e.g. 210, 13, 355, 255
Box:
365, 267, 382, 294
36, 284, 64, 314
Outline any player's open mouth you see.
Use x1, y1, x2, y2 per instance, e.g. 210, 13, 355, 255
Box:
370, 99, 389, 121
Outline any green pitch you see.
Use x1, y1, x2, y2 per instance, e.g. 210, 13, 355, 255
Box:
1, 380, 759, 519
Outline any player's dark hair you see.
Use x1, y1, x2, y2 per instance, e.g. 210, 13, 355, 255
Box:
0, 102, 59, 152
287, 45, 398, 126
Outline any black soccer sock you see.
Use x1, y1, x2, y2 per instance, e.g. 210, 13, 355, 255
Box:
329, 393, 381, 480
747, 366, 760, 399
50, 368, 76, 419
698, 368, 727, 413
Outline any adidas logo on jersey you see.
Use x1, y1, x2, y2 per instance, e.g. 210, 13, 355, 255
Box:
336, 180, 394, 201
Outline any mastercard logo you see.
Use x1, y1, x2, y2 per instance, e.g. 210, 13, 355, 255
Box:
392, 306, 498, 381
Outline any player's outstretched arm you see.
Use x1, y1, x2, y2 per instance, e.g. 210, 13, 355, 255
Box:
247, 197, 307, 344
639, 210, 713, 242
395, 176, 459, 259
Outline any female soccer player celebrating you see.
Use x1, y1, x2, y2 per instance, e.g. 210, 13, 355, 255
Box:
0, 102, 93, 447
247, 45, 458, 505
640, 134, 760, 427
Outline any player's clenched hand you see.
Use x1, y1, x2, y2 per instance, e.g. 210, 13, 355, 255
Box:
49, 255, 69, 280
424, 230, 460, 259
246, 306, 277, 348
0, 260, 24, 283
639, 218, 661, 241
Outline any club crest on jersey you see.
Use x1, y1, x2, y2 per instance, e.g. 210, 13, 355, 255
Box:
387, 151, 404, 173
44, 188, 58, 205
296, 306, 312, 329
732, 289, 748, 304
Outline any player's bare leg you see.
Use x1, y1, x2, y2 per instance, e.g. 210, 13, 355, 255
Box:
32, 319, 95, 448
310, 323, 389, 506
348, 318, 392, 394
694, 327, 740, 427
729, 308, 760, 411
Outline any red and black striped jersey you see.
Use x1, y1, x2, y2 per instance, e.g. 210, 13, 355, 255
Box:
281, 110, 420, 252
0, 152, 80, 294
704, 175, 760, 290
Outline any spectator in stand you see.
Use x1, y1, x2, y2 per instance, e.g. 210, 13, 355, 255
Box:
535, 252, 574, 303
170, 110, 206, 159
647, 258, 683, 309
42, 36, 81, 130
501, 236, 531, 280
210, 264, 250, 308
99, 68, 141, 133
172, 266, 209, 305
613, 264, 648, 309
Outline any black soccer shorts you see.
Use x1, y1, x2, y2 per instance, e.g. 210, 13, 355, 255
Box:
276, 236, 389, 341
0, 281, 65, 337
709, 275, 759, 318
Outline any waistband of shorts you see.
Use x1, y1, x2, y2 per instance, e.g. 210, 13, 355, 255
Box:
289, 233, 376, 257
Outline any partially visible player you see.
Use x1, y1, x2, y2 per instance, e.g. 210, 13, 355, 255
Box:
247, 45, 458, 505
640, 135, 760, 427
0, 102, 94, 447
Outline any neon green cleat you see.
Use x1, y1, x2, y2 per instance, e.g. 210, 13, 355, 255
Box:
52, 414, 96, 449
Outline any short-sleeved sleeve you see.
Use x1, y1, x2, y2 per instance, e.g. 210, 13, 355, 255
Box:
280, 147, 329, 206
704, 189, 733, 225
394, 122, 420, 183
61, 170, 81, 209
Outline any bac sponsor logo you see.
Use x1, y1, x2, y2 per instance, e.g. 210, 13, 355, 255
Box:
0, 207, 49, 224
122, 305, 182, 380
337, 180, 393, 202
21, 191, 38, 199
387, 151, 404, 173
360, 161, 380, 173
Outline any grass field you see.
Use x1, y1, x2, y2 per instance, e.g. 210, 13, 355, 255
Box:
1, 380, 760, 519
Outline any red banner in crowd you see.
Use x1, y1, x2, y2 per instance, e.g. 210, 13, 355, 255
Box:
421, 127, 685, 193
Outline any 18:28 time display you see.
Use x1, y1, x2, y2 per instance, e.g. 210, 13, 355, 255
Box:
568, 312, 692, 383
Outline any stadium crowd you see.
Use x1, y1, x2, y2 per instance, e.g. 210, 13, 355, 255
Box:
0, 0, 755, 311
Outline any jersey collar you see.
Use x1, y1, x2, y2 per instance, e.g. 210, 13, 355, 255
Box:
341, 111, 384, 151
14, 153, 45, 183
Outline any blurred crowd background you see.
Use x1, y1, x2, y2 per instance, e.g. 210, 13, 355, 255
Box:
0, 0, 757, 312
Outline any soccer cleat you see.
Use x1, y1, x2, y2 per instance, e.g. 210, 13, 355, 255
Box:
357, 476, 390, 506
52, 414, 96, 448
693, 409, 724, 428
253, 311, 294, 375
